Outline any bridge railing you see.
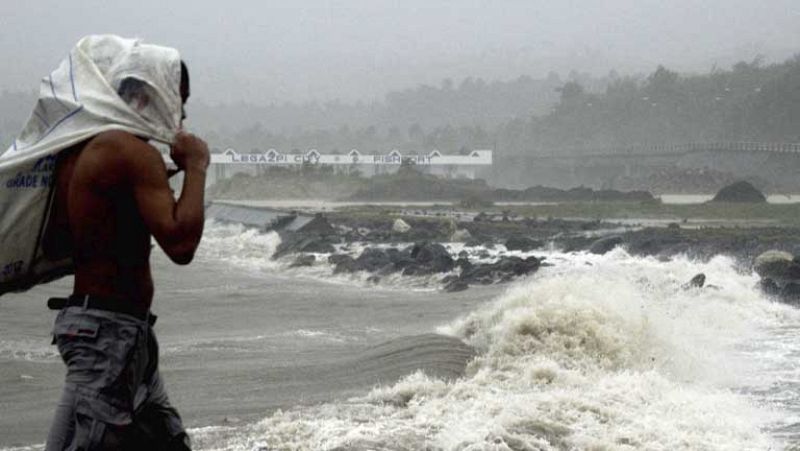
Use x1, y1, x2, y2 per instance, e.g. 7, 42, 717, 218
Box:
516, 141, 800, 158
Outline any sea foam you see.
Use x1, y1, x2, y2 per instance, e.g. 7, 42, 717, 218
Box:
189, 250, 795, 450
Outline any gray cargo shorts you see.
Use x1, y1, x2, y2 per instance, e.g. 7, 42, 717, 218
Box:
45, 305, 190, 450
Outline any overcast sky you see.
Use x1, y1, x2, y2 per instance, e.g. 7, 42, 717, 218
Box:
1, 0, 798, 104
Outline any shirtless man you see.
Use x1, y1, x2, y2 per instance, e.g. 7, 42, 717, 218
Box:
43, 63, 209, 450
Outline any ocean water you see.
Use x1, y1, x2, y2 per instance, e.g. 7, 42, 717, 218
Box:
1, 221, 799, 450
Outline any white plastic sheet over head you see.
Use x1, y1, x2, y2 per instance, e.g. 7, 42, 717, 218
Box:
0, 35, 182, 295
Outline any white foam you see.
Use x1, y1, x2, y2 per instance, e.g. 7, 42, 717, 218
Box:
186, 250, 795, 450
0, 338, 59, 362
200, 221, 457, 291
198, 221, 282, 274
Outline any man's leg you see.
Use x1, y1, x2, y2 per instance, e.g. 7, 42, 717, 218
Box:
45, 375, 133, 450
44, 385, 76, 451
131, 327, 191, 451
46, 308, 145, 450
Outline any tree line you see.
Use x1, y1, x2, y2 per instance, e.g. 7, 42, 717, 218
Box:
1, 55, 798, 156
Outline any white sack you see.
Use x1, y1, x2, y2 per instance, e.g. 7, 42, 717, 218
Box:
0, 35, 182, 295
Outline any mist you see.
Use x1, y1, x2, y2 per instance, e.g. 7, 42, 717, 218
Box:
1, 0, 798, 104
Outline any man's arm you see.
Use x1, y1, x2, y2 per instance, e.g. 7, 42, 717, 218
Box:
124, 132, 209, 265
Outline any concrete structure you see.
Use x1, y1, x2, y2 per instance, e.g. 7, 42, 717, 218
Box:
495, 142, 800, 190
205, 202, 333, 233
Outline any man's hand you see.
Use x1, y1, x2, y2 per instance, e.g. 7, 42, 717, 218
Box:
170, 131, 209, 172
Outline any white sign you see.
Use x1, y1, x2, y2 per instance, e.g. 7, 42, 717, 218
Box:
204, 148, 493, 166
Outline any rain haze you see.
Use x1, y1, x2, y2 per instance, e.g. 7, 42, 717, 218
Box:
4, 2, 800, 451
0, 0, 798, 103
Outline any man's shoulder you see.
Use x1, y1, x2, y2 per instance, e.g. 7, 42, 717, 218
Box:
83, 130, 164, 167
76, 131, 166, 186
88, 130, 159, 154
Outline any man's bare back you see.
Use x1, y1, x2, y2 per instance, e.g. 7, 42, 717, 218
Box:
45, 130, 209, 311
42, 47, 204, 451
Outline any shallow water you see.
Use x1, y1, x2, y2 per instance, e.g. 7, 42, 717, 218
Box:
2, 222, 800, 450
660, 194, 800, 204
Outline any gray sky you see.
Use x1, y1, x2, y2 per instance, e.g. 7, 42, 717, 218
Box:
1, 0, 798, 104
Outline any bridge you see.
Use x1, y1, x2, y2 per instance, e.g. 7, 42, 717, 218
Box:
521, 142, 800, 159
493, 141, 800, 191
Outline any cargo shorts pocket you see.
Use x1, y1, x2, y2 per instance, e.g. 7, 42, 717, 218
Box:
53, 310, 142, 402
53, 311, 103, 374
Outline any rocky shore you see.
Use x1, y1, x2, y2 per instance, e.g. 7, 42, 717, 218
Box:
211, 170, 656, 203
266, 207, 800, 302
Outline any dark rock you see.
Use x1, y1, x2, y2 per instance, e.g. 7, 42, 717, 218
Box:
710, 181, 766, 203
289, 254, 316, 268
464, 238, 484, 247
444, 280, 470, 292
328, 254, 353, 265
504, 236, 542, 252
366, 275, 381, 284
458, 250, 469, 258
441, 274, 459, 284
354, 248, 395, 272
622, 230, 685, 257
274, 233, 337, 258
329, 254, 357, 274
377, 263, 398, 276
589, 236, 624, 255
781, 283, 800, 302
758, 278, 781, 296
457, 256, 540, 286
682, 273, 705, 289
402, 242, 455, 275
455, 257, 473, 271
754, 250, 796, 281
297, 213, 336, 235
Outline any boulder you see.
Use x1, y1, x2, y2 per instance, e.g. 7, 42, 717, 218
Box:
758, 278, 781, 296
410, 242, 451, 262
444, 279, 470, 292
505, 236, 542, 252
710, 181, 766, 203
464, 238, 485, 248
455, 257, 473, 271
329, 254, 357, 274
589, 236, 624, 255
289, 254, 316, 268
354, 248, 395, 272
402, 242, 455, 275
457, 256, 540, 286
392, 218, 412, 233
682, 273, 705, 289
780, 283, 800, 302
754, 250, 796, 281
